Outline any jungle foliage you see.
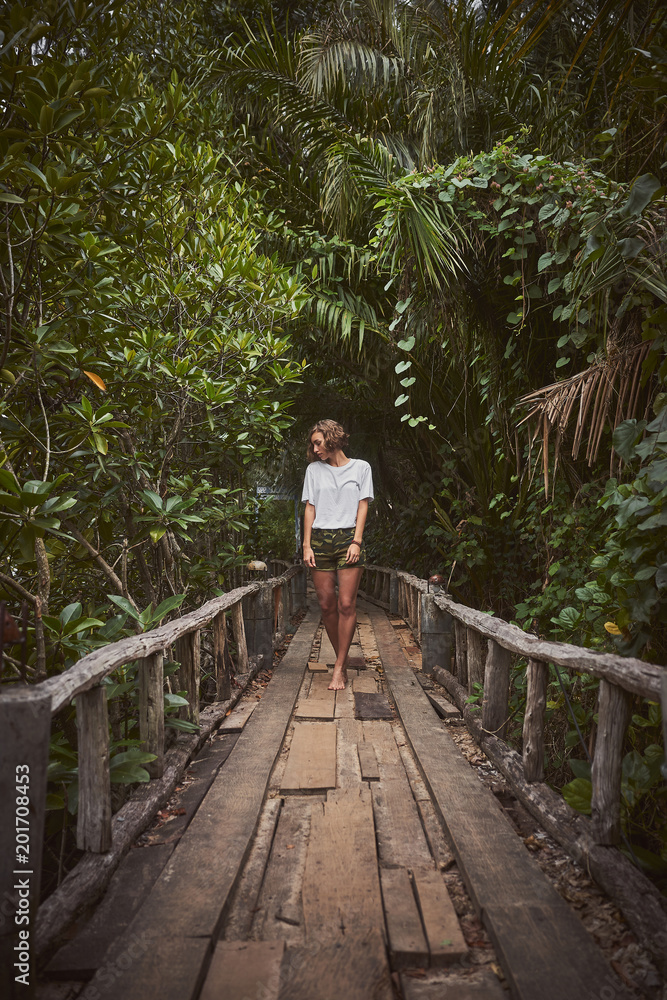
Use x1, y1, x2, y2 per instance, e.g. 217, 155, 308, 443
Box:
1, 0, 665, 884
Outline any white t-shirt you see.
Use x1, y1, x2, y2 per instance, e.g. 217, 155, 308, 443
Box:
301, 459, 374, 529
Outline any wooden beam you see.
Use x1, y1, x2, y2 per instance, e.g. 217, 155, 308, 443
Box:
175, 630, 200, 725
231, 599, 248, 673
76, 686, 112, 853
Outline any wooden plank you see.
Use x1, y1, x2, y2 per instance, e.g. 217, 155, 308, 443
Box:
201, 940, 284, 1000
218, 699, 258, 732
213, 610, 231, 701
401, 969, 507, 1000
354, 691, 393, 719
481, 639, 512, 740
281, 723, 337, 792
334, 681, 356, 719
84, 610, 321, 1000
370, 608, 634, 1000
307, 661, 329, 672
412, 868, 468, 967
295, 671, 336, 719
175, 629, 200, 725
223, 797, 282, 941
318, 629, 336, 663
352, 674, 377, 694
280, 928, 392, 1000
336, 718, 364, 787
485, 902, 631, 1000
251, 798, 312, 942
380, 868, 429, 970
46, 844, 174, 975
302, 786, 385, 945
230, 599, 249, 673
357, 742, 380, 781
371, 779, 434, 870
425, 689, 460, 719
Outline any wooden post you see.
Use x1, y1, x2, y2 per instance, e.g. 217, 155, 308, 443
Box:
253, 582, 274, 667
453, 620, 468, 686
76, 686, 112, 853
523, 658, 548, 782
0, 687, 51, 999
293, 565, 307, 610
389, 571, 399, 614
420, 593, 452, 676
231, 599, 249, 673
481, 639, 512, 740
138, 651, 164, 778
175, 630, 200, 725
466, 628, 487, 692
410, 585, 418, 633
591, 679, 632, 845
373, 570, 382, 600
382, 571, 390, 605
213, 611, 231, 701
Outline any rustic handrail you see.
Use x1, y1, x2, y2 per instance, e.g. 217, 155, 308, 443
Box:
365, 565, 661, 699
0, 562, 307, 965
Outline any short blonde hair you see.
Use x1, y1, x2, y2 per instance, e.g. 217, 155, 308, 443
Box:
306, 419, 349, 461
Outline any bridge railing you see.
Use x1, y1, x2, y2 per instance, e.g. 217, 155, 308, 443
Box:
0, 565, 307, 929
361, 564, 666, 848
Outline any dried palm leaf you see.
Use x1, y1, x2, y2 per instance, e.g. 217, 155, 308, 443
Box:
518, 339, 655, 494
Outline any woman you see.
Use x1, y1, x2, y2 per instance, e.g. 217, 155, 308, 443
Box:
302, 419, 374, 690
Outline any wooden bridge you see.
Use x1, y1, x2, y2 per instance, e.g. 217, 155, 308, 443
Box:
2, 564, 666, 1000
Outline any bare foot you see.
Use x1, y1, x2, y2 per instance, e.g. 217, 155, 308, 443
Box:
328, 665, 348, 691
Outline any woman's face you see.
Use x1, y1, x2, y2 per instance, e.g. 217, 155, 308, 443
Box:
311, 432, 330, 460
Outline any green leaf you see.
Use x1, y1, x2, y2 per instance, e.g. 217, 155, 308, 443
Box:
107, 594, 141, 621
537, 253, 553, 272
395, 360, 411, 374
612, 419, 645, 461
621, 174, 661, 217
394, 394, 409, 407
396, 336, 415, 352
151, 594, 186, 622
59, 602, 82, 626
562, 778, 592, 814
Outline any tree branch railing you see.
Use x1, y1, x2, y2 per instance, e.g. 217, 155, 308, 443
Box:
361, 564, 665, 845
0, 564, 307, 964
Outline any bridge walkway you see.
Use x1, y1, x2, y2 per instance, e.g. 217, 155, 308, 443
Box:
39, 596, 633, 1000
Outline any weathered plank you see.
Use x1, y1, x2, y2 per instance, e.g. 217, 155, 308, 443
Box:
371, 777, 434, 870
302, 786, 385, 945
352, 674, 378, 694
45, 844, 174, 976
371, 608, 634, 1000
484, 902, 630, 1000
295, 671, 336, 719
357, 742, 380, 782
401, 969, 507, 1000
279, 928, 392, 1000
223, 797, 282, 941
213, 610, 231, 701
218, 699, 258, 733
175, 629, 200, 725
281, 723, 337, 793
200, 940, 285, 1000
307, 661, 329, 672
336, 718, 364, 787
412, 868, 468, 967
425, 689, 460, 719
354, 692, 393, 720
230, 599, 249, 674
83, 609, 321, 1000
334, 681, 356, 719
380, 868, 429, 970
251, 798, 313, 942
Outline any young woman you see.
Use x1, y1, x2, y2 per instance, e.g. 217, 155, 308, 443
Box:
301, 419, 374, 690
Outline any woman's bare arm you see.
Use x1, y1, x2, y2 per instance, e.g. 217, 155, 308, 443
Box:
303, 501, 316, 567
346, 498, 369, 564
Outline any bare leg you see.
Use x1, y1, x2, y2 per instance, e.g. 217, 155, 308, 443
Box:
329, 566, 363, 690
311, 570, 339, 659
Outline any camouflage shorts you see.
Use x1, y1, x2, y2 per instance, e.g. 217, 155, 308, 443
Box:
310, 527, 367, 572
